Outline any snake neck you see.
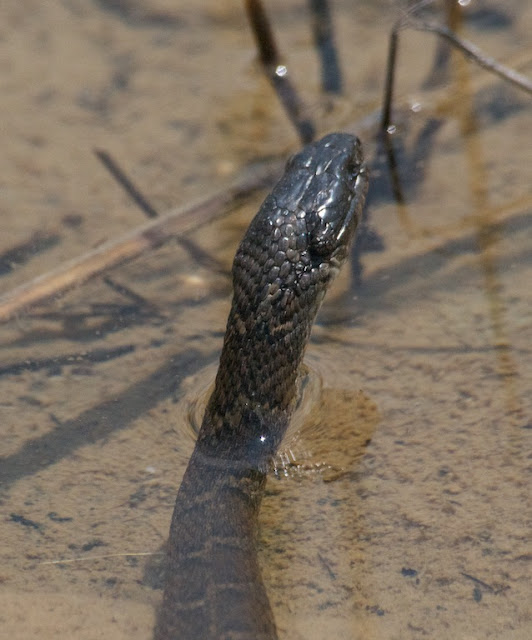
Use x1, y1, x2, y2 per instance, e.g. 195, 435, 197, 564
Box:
197, 293, 318, 467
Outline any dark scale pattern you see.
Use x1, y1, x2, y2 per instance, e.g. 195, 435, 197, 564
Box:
200, 133, 368, 466
155, 133, 369, 640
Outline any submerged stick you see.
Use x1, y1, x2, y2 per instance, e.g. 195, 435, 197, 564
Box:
413, 20, 532, 95
381, 2, 532, 132
243, 0, 315, 144
308, 0, 343, 94
0, 163, 280, 323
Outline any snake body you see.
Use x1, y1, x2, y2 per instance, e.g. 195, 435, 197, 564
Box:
154, 133, 368, 639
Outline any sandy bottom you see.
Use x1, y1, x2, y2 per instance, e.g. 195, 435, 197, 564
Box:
0, 1, 531, 639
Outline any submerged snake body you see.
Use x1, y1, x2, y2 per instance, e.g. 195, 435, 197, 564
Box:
155, 133, 368, 639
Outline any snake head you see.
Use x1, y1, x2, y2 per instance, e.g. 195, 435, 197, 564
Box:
233, 133, 368, 327
297, 133, 368, 272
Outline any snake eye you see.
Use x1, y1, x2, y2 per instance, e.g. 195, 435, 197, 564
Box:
307, 204, 339, 260
308, 228, 336, 268
309, 235, 334, 257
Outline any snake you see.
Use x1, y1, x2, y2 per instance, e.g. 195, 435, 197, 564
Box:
154, 133, 369, 640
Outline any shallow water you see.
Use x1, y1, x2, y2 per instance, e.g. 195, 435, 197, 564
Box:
0, 1, 531, 639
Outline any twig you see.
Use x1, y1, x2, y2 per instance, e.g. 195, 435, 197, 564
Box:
94, 149, 159, 219
102, 276, 156, 308
381, 1, 438, 133
308, 0, 343, 94
0, 162, 280, 323
461, 571, 495, 593
422, 0, 462, 88
243, 0, 315, 144
381, 2, 532, 132
38, 551, 163, 566
95, 148, 229, 273
381, 28, 399, 133
412, 20, 532, 95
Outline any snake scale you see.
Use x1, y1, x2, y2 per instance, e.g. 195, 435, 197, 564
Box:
154, 133, 369, 639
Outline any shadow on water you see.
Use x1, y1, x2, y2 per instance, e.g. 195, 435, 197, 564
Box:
0, 1, 531, 639
0, 349, 213, 489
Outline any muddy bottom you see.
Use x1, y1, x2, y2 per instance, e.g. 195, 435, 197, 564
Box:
0, 1, 531, 639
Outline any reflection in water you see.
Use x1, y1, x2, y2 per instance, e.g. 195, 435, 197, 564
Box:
0, 1, 530, 639
451, 50, 525, 427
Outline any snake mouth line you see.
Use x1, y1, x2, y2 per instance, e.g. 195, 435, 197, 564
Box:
335, 164, 370, 250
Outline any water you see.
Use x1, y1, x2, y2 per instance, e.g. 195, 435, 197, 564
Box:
0, 1, 531, 638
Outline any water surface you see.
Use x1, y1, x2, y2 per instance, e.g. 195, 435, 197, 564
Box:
0, 1, 530, 638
